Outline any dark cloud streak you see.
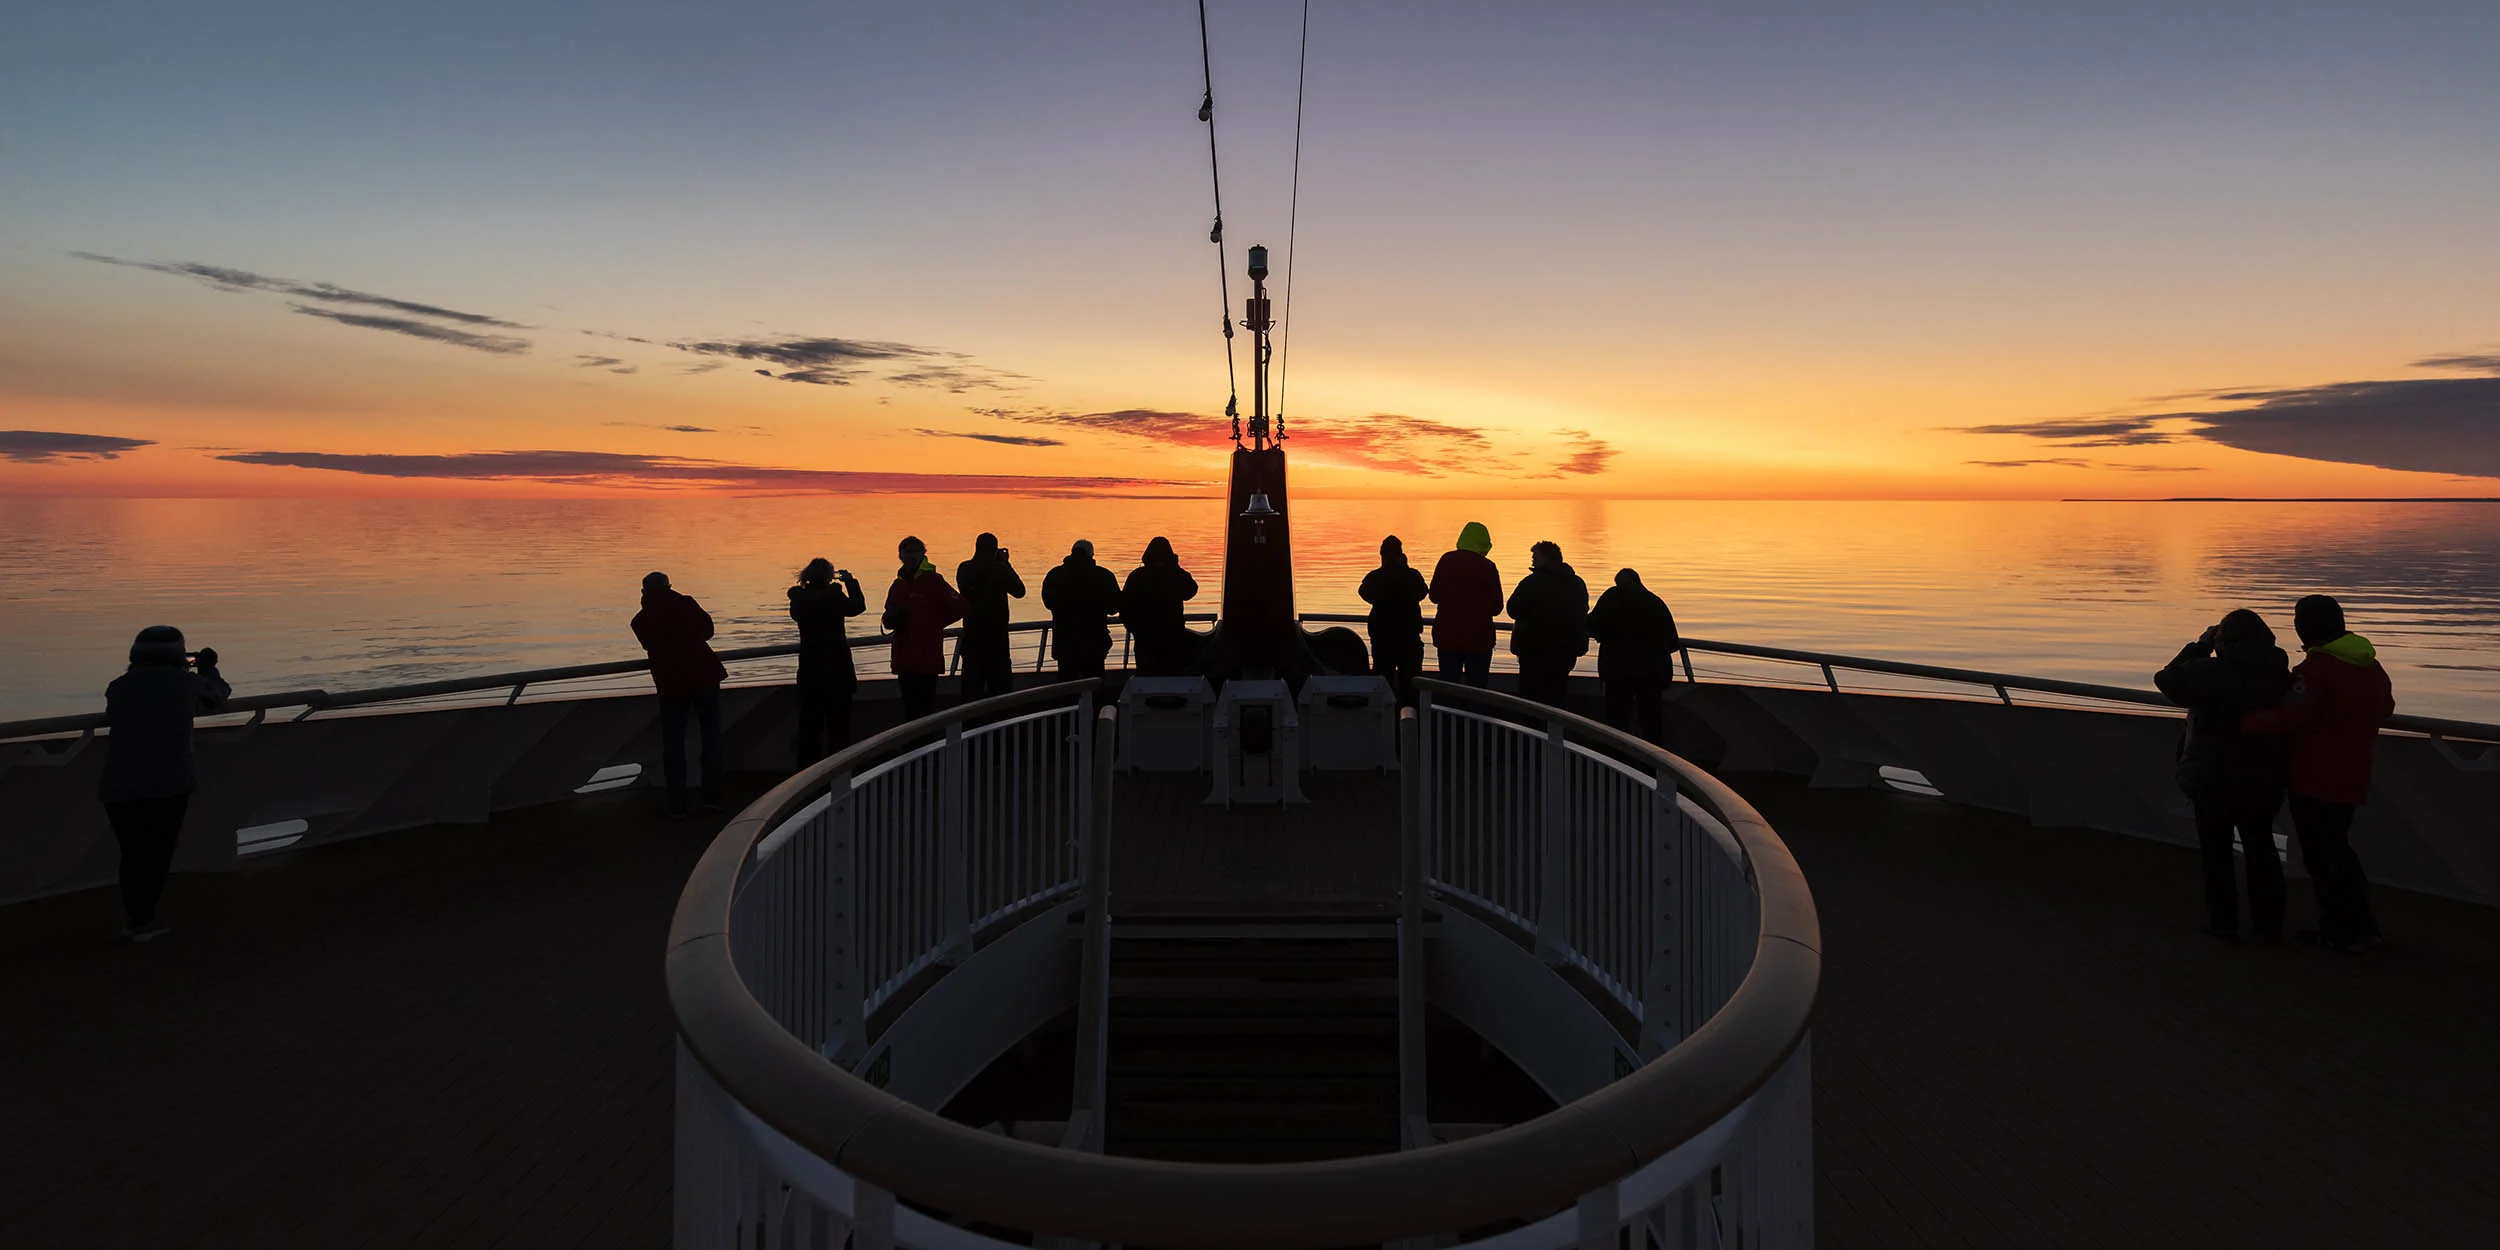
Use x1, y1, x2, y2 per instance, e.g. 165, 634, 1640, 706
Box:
291, 305, 530, 354
0, 430, 155, 463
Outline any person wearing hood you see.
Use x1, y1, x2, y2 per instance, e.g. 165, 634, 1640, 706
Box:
2242, 594, 2397, 953
883, 536, 965, 722
955, 532, 1026, 701
633, 572, 730, 815
2154, 608, 2295, 942
98, 626, 231, 941
1042, 539, 1123, 680
1587, 568, 1680, 741
1506, 541, 1592, 708
1359, 536, 1429, 703
1122, 537, 1201, 677
1428, 522, 1504, 686
788, 557, 867, 767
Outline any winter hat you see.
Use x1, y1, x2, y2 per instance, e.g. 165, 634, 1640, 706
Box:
1145, 536, 1175, 564
2216, 608, 2274, 648
1615, 568, 1643, 589
642, 571, 671, 592
2294, 594, 2348, 648
129, 625, 186, 667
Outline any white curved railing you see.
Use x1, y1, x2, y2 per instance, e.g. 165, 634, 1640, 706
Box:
670, 674, 1818, 1250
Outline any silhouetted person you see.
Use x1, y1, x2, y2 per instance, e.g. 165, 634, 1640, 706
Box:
98, 626, 230, 941
1429, 522, 1503, 687
1588, 568, 1680, 741
1042, 538, 1122, 681
1359, 536, 1429, 703
1122, 537, 1200, 677
1507, 541, 1591, 709
883, 536, 964, 722
788, 557, 866, 767
2154, 608, 2294, 943
633, 571, 728, 815
955, 532, 1026, 701
2243, 594, 2396, 953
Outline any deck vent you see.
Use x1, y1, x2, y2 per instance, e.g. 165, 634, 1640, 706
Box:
575, 763, 643, 794
236, 818, 309, 856
1878, 765, 1943, 798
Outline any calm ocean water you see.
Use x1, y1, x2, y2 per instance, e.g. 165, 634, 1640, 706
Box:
2, 496, 2494, 724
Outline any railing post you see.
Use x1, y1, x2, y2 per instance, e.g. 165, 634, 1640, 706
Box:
823, 769, 865, 1066
1574, 1181, 1621, 1250
1397, 706, 1429, 1149
1068, 703, 1117, 1154
1536, 717, 1572, 964
939, 720, 972, 962
1640, 763, 1683, 1058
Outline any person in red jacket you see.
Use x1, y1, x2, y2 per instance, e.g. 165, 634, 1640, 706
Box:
631, 571, 729, 814
1428, 521, 1503, 687
883, 536, 965, 723
2242, 594, 2396, 954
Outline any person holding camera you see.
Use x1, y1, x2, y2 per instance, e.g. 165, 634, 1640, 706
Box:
2154, 609, 2295, 943
789, 557, 867, 767
633, 571, 730, 814
955, 532, 1026, 701
98, 626, 231, 942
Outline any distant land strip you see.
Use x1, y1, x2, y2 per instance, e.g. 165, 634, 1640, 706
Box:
2062, 496, 2500, 503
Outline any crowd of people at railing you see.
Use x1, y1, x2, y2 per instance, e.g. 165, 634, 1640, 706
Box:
87, 526, 2401, 960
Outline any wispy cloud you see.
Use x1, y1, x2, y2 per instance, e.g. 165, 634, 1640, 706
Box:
1541, 429, 1618, 476
575, 354, 638, 374
886, 363, 1029, 393
214, 448, 1192, 494
0, 430, 155, 463
290, 305, 530, 354
1969, 457, 2093, 469
914, 428, 1065, 447
75, 252, 526, 332
1955, 417, 2180, 447
2411, 348, 2500, 373
675, 335, 935, 386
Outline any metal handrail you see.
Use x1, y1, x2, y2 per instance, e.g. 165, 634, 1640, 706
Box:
0, 614, 1218, 743
1301, 612, 2500, 743
664, 677, 1819, 1249
16, 609, 2492, 746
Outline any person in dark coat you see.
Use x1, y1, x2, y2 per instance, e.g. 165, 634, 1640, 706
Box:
633, 571, 730, 814
955, 532, 1026, 701
883, 536, 965, 723
1041, 539, 1123, 680
1428, 522, 1503, 687
1122, 537, 1201, 677
2154, 608, 2295, 942
1506, 541, 1591, 709
98, 626, 230, 941
788, 557, 866, 767
2242, 594, 2397, 953
1359, 536, 1429, 704
1587, 568, 1680, 741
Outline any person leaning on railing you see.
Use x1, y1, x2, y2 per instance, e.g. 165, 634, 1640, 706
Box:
1589, 567, 1680, 743
1359, 535, 1428, 704
1042, 539, 1122, 681
633, 571, 729, 815
884, 537, 965, 723
98, 626, 230, 943
1506, 540, 1591, 709
2242, 594, 2396, 955
1428, 521, 1503, 687
1121, 536, 1201, 677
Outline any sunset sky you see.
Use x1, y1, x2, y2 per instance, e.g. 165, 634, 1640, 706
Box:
4, 1, 2496, 499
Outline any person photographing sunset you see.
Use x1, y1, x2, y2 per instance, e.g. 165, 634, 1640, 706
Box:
98, 626, 230, 942
788, 557, 866, 766
1429, 522, 1504, 687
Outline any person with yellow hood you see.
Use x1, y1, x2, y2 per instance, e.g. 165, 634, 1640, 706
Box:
883, 536, 964, 722
1428, 522, 1504, 686
2242, 594, 2396, 953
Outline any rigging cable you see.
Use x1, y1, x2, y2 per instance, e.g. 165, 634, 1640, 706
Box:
1273, 0, 1310, 442
1197, 0, 1241, 442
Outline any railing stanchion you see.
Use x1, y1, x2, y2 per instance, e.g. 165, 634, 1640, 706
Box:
1068, 704, 1117, 1155
1397, 706, 1428, 1149
1574, 1181, 1621, 1250
1640, 763, 1683, 1058
1536, 716, 1572, 964
823, 768, 864, 1066
939, 721, 971, 962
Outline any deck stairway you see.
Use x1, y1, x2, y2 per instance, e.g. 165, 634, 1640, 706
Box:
1103, 920, 1401, 1162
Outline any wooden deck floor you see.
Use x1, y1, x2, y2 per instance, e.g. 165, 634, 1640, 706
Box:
4, 762, 2497, 1247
